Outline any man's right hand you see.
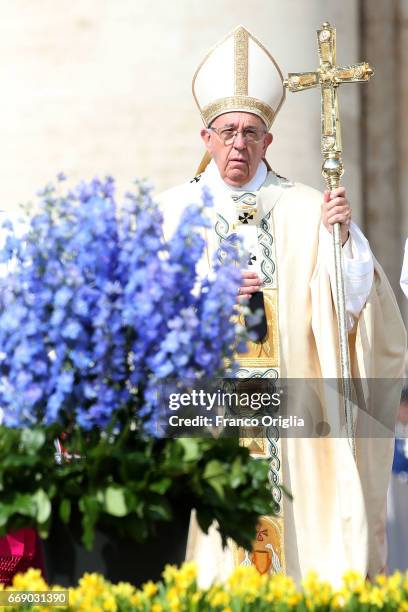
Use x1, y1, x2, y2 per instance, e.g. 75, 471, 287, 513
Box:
237, 270, 263, 301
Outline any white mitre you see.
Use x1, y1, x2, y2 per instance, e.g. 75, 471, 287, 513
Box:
192, 25, 285, 129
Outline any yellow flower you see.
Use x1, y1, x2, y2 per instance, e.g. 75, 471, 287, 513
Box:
142, 580, 158, 597
163, 564, 178, 583
78, 572, 107, 597
302, 571, 334, 607
166, 585, 180, 606
386, 587, 402, 604
12, 568, 48, 591
267, 574, 298, 603
384, 572, 403, 603
111, 581, 136, 599
316, 583, 333, 606
342, 569, 365, 594
72, 602, 102, 612
339, 587, 355, 607
210, 590, 230, 607
152, 604, 164, 612
102, 593, 117, 612
130, 592, 143, 606
178, 561, 197, 581
227, 565, 262, 600
68, 587, 81, 607
388, 572, 402, 588
375, 574, 387, 587
174, 561, 197, 591
368, 586, 386, 608
358, 587, 370, 605
302, 571, 320, 592
287, 593, 302, 606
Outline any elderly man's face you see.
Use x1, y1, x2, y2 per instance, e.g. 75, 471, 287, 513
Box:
200, 111, 273, 187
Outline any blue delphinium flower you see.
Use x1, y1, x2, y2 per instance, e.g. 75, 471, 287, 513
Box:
0, 177, 243, 432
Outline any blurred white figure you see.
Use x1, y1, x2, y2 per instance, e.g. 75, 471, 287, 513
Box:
387, 386, 408, 572
401, 239, 408, 298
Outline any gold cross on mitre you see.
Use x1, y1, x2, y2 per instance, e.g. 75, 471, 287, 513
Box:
284, 21, 373, 191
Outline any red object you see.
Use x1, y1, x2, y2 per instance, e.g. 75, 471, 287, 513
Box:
0, 528, 46, 586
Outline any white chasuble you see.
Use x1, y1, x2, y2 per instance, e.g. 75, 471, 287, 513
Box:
157, 161, 407, 587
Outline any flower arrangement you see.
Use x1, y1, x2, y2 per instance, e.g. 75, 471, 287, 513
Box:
2, 563, 408, 611
0, 175, 275, 556
0, 175, 242, 431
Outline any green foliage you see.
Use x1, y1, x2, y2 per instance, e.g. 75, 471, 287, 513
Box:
0, 425, 278, 551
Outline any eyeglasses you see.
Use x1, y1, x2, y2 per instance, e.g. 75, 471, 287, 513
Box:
208, 126, 267, 145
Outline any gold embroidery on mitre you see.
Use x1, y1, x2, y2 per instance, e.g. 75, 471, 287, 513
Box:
192, 26, 286, 128
234, 27, 248, 95
202, 96, 275, 129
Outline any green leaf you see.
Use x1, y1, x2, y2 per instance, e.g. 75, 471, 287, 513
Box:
17, 494, 37, 516
0, 494, 36, 523
148, 502, 172, 521
229, 457, 245, 488
203, 460, 227, 499
149, 478, 172, 495
96, 490, 104, 504
59, 499, 71, 524
0, 508, 11, 527
20, 429, 46, 454
177, 438, 201, 462
32, 489, 51, 524
79, 495, 100, 550
202, 459, 224, 480
104, 487, 128, 517
208, 477, 225, 500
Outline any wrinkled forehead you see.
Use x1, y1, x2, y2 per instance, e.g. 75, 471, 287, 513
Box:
210, 111, 268, 129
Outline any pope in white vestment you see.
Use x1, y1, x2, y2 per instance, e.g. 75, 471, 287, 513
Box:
157, 25, 407, 586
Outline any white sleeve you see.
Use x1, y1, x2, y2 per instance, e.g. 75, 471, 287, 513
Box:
319, 221, 374, 330
400, 238, 408, 299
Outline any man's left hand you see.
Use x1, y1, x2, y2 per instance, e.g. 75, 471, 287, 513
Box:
322, 187, 351, 246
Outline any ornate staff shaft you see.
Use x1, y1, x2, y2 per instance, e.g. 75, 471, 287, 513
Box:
284, 22, 374, 456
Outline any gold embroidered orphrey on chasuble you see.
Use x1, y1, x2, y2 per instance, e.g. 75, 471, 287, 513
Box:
213, 184, 285, 576
157, 24, 407, 587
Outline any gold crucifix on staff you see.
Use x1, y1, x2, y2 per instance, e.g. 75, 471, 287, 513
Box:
284, 22, 374, 455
